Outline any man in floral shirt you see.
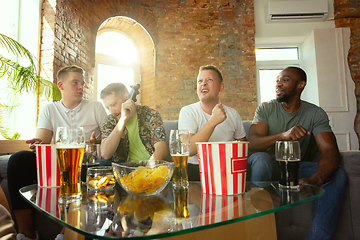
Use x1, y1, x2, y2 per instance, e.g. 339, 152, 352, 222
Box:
100, 82, 167, 163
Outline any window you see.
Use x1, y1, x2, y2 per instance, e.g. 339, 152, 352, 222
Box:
256, 47, 300, 103
0, 0, 41, 139
95, 30, 140, 110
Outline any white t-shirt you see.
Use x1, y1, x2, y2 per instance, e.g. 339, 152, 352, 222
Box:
178, 102, 246, 164
37, 99, 107, 142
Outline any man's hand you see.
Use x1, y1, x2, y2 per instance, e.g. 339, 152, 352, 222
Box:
86, 132, 97, 144
25, 138, 43, 152
209, 103, 227, 126
299, 176, 322, 187
281, 125, 310, 141
118, 99, 137, 124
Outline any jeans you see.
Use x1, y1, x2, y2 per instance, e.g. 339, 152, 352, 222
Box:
247, 152, 347, 240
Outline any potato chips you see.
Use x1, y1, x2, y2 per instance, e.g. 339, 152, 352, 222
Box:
117, 195, 170, 221
119, 165, 171, 194
88, 174, 115, 189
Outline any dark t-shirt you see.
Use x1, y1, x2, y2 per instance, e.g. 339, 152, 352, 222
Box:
252, 100, 332, 161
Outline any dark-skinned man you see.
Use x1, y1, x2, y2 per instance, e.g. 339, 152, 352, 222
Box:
247, 66, 346, 240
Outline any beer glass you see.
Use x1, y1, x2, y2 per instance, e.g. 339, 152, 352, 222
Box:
275, 141, 301, 189
81, 144, 101, 183
56, 127, 85, 203
173, 189, 190, 218
169, 130, 190, 190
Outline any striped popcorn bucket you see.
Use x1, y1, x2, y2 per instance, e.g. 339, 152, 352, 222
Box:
35, 144, 61, 187
36, 187, 60, 218
196, 141, 249, 195
200, 192, 247, 225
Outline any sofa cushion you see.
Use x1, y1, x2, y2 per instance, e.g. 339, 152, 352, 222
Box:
338, 151, 360, 239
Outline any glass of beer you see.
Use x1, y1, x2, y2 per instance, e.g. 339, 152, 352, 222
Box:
275, 141, 301, 190
56, 127, 85, 203
173, 189, 190, 218
169, 130, 190, 190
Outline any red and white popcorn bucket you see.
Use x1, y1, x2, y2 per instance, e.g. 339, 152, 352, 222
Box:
36, 187, 60, 218
196, 141, 249, 195
35, 144, 60, 187
200, 192, 246, 225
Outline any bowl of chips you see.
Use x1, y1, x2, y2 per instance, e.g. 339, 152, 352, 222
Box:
87, 166, 115, 190
112, 160, 174, 196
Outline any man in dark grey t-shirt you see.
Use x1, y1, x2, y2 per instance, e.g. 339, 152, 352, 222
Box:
247, 66, 346, 240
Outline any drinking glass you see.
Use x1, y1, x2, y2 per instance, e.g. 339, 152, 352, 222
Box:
81, 144, 101, 183
173, 189, 190, 218
275, 141, 301, 189
56, 127, 85, 203
169, 130, 190, 190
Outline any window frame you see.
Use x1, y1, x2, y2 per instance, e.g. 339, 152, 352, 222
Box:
94, 29, 141, 102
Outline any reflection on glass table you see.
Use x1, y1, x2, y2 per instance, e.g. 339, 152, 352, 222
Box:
20, 181, 324, 240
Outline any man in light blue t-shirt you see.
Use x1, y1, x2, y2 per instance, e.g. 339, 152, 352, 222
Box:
248, 66, 346, 240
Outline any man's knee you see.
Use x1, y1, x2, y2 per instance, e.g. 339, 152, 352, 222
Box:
248, 152, 273, 167
8, 151, 36, 178
247, 152, 274, 181
329, 166, 347, 188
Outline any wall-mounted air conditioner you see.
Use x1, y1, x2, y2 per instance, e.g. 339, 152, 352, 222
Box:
266, 0, 328, 23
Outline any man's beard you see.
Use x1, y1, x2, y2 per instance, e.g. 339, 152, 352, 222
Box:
276, 93, 291, 103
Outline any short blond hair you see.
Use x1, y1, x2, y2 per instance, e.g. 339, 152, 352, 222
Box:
57, 65, 84, 83
199, 65, 223, 83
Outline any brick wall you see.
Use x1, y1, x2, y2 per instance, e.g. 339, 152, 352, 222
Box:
40, 0, 257, 121
40, 0, 96, 99
334, 0, 360, 146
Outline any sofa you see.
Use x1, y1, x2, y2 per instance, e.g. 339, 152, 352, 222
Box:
1, 120, 359, 240
0, 153, 63, 240
163, 120, 360, 240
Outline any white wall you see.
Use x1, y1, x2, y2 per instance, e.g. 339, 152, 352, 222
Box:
254, 0, 335, 104
254, 0, 359, 150
300, 31, 319, 105
254, 0, 335, 46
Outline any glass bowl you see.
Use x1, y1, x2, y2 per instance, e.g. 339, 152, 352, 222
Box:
87, 166, 115, 190
112, 160, 175, 196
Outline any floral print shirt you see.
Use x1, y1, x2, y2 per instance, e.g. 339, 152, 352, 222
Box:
101, 105, 166, 163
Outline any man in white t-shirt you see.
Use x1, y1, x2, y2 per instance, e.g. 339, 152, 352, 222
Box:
7, 65, 107, 240
178, 65, 247, 181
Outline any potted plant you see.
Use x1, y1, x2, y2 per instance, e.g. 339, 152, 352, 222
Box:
0, 33, 61, 139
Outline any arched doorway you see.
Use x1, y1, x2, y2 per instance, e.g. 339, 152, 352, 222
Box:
94, 16, 156, 108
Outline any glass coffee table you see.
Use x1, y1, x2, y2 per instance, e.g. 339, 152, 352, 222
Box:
20, 182, 324, 239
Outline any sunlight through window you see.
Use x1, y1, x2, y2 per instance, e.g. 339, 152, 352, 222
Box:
96, 31, 138, 63
95, 29, 140, 106
255, 48, 298, 61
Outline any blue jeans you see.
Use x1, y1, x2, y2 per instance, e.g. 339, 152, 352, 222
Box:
247, 152, 347, 240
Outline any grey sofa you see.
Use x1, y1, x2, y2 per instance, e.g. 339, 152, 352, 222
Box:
0, 154, 63, 240
162, 120, 360, 240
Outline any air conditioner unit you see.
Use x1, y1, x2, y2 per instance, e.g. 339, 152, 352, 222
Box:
266, 0, 328, 22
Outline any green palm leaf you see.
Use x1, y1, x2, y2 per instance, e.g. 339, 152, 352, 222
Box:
0, 102, 21, 140
0, 33, 36, 67
0, 33, 61, 139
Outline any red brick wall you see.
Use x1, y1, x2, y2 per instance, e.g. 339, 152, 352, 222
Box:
40, 0, 256, 121
334, 0, 360, 147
